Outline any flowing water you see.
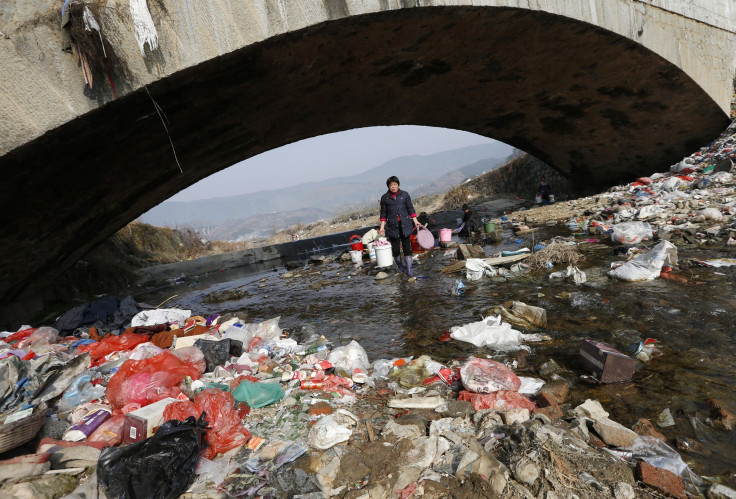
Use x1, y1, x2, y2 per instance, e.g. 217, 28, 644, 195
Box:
136, 223, 736, 485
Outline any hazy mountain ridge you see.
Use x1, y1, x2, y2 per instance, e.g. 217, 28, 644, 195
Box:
142, 143, 511, 238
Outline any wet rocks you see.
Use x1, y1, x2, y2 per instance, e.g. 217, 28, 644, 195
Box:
632, 418, 667, 441
592, 417, 638, 447
708, 484, 736, 499
636, 460, 687, 499
706, 398, 736, 430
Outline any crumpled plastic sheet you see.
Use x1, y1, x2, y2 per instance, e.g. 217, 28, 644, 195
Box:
608, 240, 678, 282
450, 316, 543, 350
130, 308, 191, 327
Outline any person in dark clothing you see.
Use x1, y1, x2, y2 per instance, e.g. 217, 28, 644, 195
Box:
378, 176, 420, 276
538, 177, 553, 205
458, 204, 474, 237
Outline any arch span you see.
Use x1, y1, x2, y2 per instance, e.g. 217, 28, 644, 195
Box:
0, 3, 731, 313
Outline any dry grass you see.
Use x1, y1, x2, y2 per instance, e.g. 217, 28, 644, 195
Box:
441, 184, 477, 210
525, 242, 585, 271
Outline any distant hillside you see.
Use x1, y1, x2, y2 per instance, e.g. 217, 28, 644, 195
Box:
142, 143, 511, 231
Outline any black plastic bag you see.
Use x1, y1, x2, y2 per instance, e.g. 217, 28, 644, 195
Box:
194, 338, 243, 372
97, 414, 209, 499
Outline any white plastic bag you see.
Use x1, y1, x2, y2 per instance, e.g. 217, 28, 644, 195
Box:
635, 204, 664, 221
549, 265, 586, 285
608, 241, 678, 282
308, 409, 358, 450
610, 221, 652, 245
699, 207, 723, 221
131, 308, 191, 327
327, 340, 370, 375
450, 316, 542, 351
465, 258, 498, 281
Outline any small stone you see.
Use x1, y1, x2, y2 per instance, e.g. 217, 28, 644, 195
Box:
533, 405, 563, 420
613, 481, 636, 499
574, 399, 609, 420
441, 400, 474, 418
636, 461, 686, 499
490, 471, 507, 496
706, 398, 736, 430
538, 359, 562, 377
309, 255, 326, 264
539, 380, 569, 404
513, 458, 539, 485
375, 271, 389, 280
632, 418, 667, 441
593, 417, 638, 447
708, 484, 736, 499
675, 437, 711, 456
503, 408, 530, 426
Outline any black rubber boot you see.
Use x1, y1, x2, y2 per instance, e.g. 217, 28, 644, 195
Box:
404, 256, 414, 277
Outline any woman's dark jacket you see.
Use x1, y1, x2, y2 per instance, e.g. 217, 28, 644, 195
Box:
380, 189, 416, 238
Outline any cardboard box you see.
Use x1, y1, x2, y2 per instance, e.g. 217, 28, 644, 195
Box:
579, 340, 635, 383
123, 398, 180, 444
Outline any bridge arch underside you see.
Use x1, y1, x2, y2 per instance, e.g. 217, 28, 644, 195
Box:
0, 6, 728, 309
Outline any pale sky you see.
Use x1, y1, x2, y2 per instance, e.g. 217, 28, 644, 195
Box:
171, 126, 504, 202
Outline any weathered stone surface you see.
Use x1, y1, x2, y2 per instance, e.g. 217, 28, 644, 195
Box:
632, 418, 667, 441
512, 458, 539, 485
613, 481, 636, 499
708, 484, 736, 499
706, 398, 736, 430
539, 380, 568, 404
503, 408, 530, 426
635, 461, 686, 499
593, 418, 638, 447
441, 400, 474, 419
675, 437, 711, 456
575, 399, 609, 420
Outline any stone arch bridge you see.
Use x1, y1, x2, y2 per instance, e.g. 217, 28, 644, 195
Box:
0, 0, 735, 319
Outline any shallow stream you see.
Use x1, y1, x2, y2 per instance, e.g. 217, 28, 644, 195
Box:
136, 222, 736, 485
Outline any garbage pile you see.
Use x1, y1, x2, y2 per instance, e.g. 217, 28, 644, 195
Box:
516, 120, 736, 251
0, 307, 732, 498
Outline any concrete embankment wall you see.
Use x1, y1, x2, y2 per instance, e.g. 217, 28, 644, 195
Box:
134, 227, 374, 284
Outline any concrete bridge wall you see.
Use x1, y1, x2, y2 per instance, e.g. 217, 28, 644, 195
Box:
1, 0, 735, 156
0, 0, 735, 320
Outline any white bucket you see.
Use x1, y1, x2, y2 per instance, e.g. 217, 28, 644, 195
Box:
367, 242, 377, 263
549, 194, 555, 203
535, 195, 542, 204
350, 250, 363, 264
375, 245, 393, 268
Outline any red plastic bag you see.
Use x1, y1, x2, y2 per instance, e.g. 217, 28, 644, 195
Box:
163, 400, 199, 423
459, 358, 521, 394
458, 390, 536, 412
106, 351, 201, 409
193, 388, 251, 459
171, 346, 207, 374
78, 331, 149, 362
87, 414, 125, 447
3, 328, 35, 345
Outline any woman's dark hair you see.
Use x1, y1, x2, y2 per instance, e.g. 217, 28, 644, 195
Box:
386, 176, 400, 188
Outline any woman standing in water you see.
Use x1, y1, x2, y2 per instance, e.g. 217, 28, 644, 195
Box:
378, 176, 420, 277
